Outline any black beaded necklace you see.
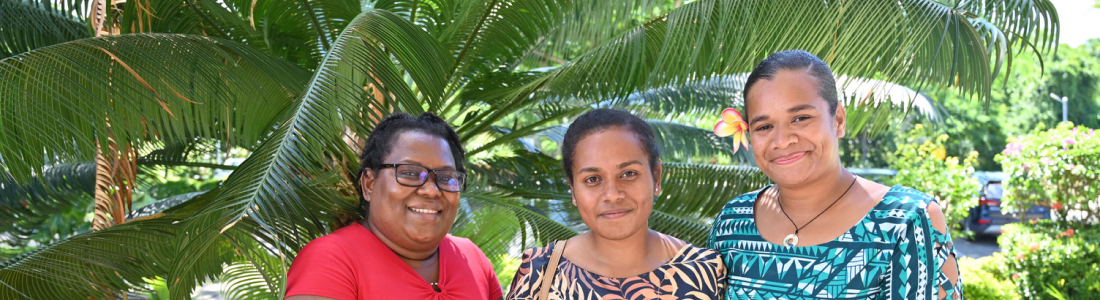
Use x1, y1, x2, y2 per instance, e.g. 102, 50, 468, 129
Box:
777, 176, 858, 247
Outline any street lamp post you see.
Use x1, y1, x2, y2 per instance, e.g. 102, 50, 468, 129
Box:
1049, 93, 1068, 123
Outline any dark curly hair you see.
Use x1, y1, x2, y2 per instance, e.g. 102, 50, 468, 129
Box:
356, 112, 465, 219
743, 50, 838, 116
561, 109, 660, 184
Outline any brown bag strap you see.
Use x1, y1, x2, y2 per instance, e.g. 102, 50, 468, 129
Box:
536, 240, 567, 300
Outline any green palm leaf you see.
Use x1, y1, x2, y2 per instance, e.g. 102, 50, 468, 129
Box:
0, 34, 310, 183
0, 189, 212, 300
169, 9, 451, 297
0, 0, 89, 59
656, 163, 770, 221
536, 0, 1031, 103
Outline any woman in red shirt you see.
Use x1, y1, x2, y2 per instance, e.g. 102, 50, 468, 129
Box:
286, 112, 503, 300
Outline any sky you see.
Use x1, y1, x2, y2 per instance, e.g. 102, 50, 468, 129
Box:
1050, 0, 1100, 46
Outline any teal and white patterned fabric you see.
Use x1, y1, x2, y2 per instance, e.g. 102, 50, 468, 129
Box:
707, 185, 963, 300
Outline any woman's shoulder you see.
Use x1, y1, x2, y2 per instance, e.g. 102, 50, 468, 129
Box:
442, 234, 486, 255
300, 223, 370, 252
878, 185, 938, 212
672, 244, 723, 265
518, 243, 558, 263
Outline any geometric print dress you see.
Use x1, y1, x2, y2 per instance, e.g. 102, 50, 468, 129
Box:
506, 242, 727, 300
707, 185, 963, 300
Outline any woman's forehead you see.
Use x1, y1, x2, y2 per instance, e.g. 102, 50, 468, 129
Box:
386, 131, 456, 167
746, 72, 827, 115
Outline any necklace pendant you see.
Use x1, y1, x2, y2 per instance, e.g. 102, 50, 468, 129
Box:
783, 234, 799, 247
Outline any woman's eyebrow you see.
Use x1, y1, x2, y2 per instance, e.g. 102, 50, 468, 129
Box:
578, 166, 601, 173
617, 160, 642, 169
749, 115, 769, 126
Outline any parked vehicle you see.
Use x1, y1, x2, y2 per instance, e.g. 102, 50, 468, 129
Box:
962, 172, 1050, 236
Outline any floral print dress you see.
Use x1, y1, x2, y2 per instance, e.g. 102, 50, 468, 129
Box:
506, 243, 727, 300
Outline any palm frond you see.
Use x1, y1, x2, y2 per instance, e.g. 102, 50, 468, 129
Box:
957, 0, 1059, 58
0, 216, 180, 299
0, 34, 310, 183
656, 163, 770, 222
0, 163, 95, 247
219, 250, 286, 300
647, 120, 755, 164
514, 0, 674, 69
649, 209, 712, 246
169, 10, 451, 291
460, 191, 579, 247
0, 0, 90, 59
533, 0, 1021, 106
468, 150, 570, 200
0, 163, 95, 216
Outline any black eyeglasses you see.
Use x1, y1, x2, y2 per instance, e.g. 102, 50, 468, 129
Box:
380, 164, 467, 192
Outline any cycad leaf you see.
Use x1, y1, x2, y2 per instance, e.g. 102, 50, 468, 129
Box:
536, 0, 1017, 105
656, 163, 770, 221
647, 120, 755, 164
0, 215, 181, 299
0, 0, 89, 59
170, 10, 451, 297
0, 34, 311, 183
958, 0, 1059, 56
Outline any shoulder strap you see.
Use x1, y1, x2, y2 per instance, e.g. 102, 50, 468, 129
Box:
536, 240, 567, 300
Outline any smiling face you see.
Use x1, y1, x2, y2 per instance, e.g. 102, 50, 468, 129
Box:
745, 69, 846, 187
361, 130, 460, 252
569, 127, 661, 241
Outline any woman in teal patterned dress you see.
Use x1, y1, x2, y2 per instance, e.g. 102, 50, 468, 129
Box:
707, 50, 962, 300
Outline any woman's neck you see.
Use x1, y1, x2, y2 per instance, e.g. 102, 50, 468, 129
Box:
361, 219, 439, 261
584, 229, 675, 274
775, 167, 855, 211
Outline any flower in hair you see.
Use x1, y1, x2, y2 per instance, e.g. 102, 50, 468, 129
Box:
713, 108, 749, 154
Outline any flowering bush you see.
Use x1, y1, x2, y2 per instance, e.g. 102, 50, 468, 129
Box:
996, 123, 1099, 223
999, 221, 1100, 299
887, 124, 981, 238
958, 254, 1020, 300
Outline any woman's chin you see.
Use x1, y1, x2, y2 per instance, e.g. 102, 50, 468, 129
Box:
400, 226, 448, 245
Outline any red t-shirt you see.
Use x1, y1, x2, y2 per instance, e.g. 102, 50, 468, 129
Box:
286, 224, 503, 300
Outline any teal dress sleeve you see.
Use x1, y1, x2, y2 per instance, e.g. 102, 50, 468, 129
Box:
885, 198, 963, 300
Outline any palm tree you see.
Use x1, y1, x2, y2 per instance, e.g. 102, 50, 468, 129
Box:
0, 0, 1058, 298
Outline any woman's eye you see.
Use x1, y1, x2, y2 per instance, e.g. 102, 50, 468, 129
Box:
621, 171, 638, 179
754, 125, 772, 132
399, 171, 420, 177
794, 116, 810, 122
583, 176, 600, 184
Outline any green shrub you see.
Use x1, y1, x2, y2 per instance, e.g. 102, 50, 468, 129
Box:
887, 124, 981, 239
959, 254, 1020, 300
995, 123, 1099, 223
999, 221, 1100, 299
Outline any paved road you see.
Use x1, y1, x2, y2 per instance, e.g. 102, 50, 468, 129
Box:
953, 235, 1001, 259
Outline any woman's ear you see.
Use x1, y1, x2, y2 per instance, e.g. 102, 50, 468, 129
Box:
568, 183, 577, 206
653, 160, 663, 196
360, 169, 376, 201
834, 103, 847, 139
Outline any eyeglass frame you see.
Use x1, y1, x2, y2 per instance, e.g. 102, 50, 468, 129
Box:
377, 163, 467, 192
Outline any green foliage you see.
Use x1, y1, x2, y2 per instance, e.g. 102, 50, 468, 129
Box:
999, 221, 1100, 299
995, 123, 1100, 221
0, 0, 1063, 298
958, 254, 1020, 300
921, 88, 1010, 171
850, 40, 1100, 172
886, 124, 981, 238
